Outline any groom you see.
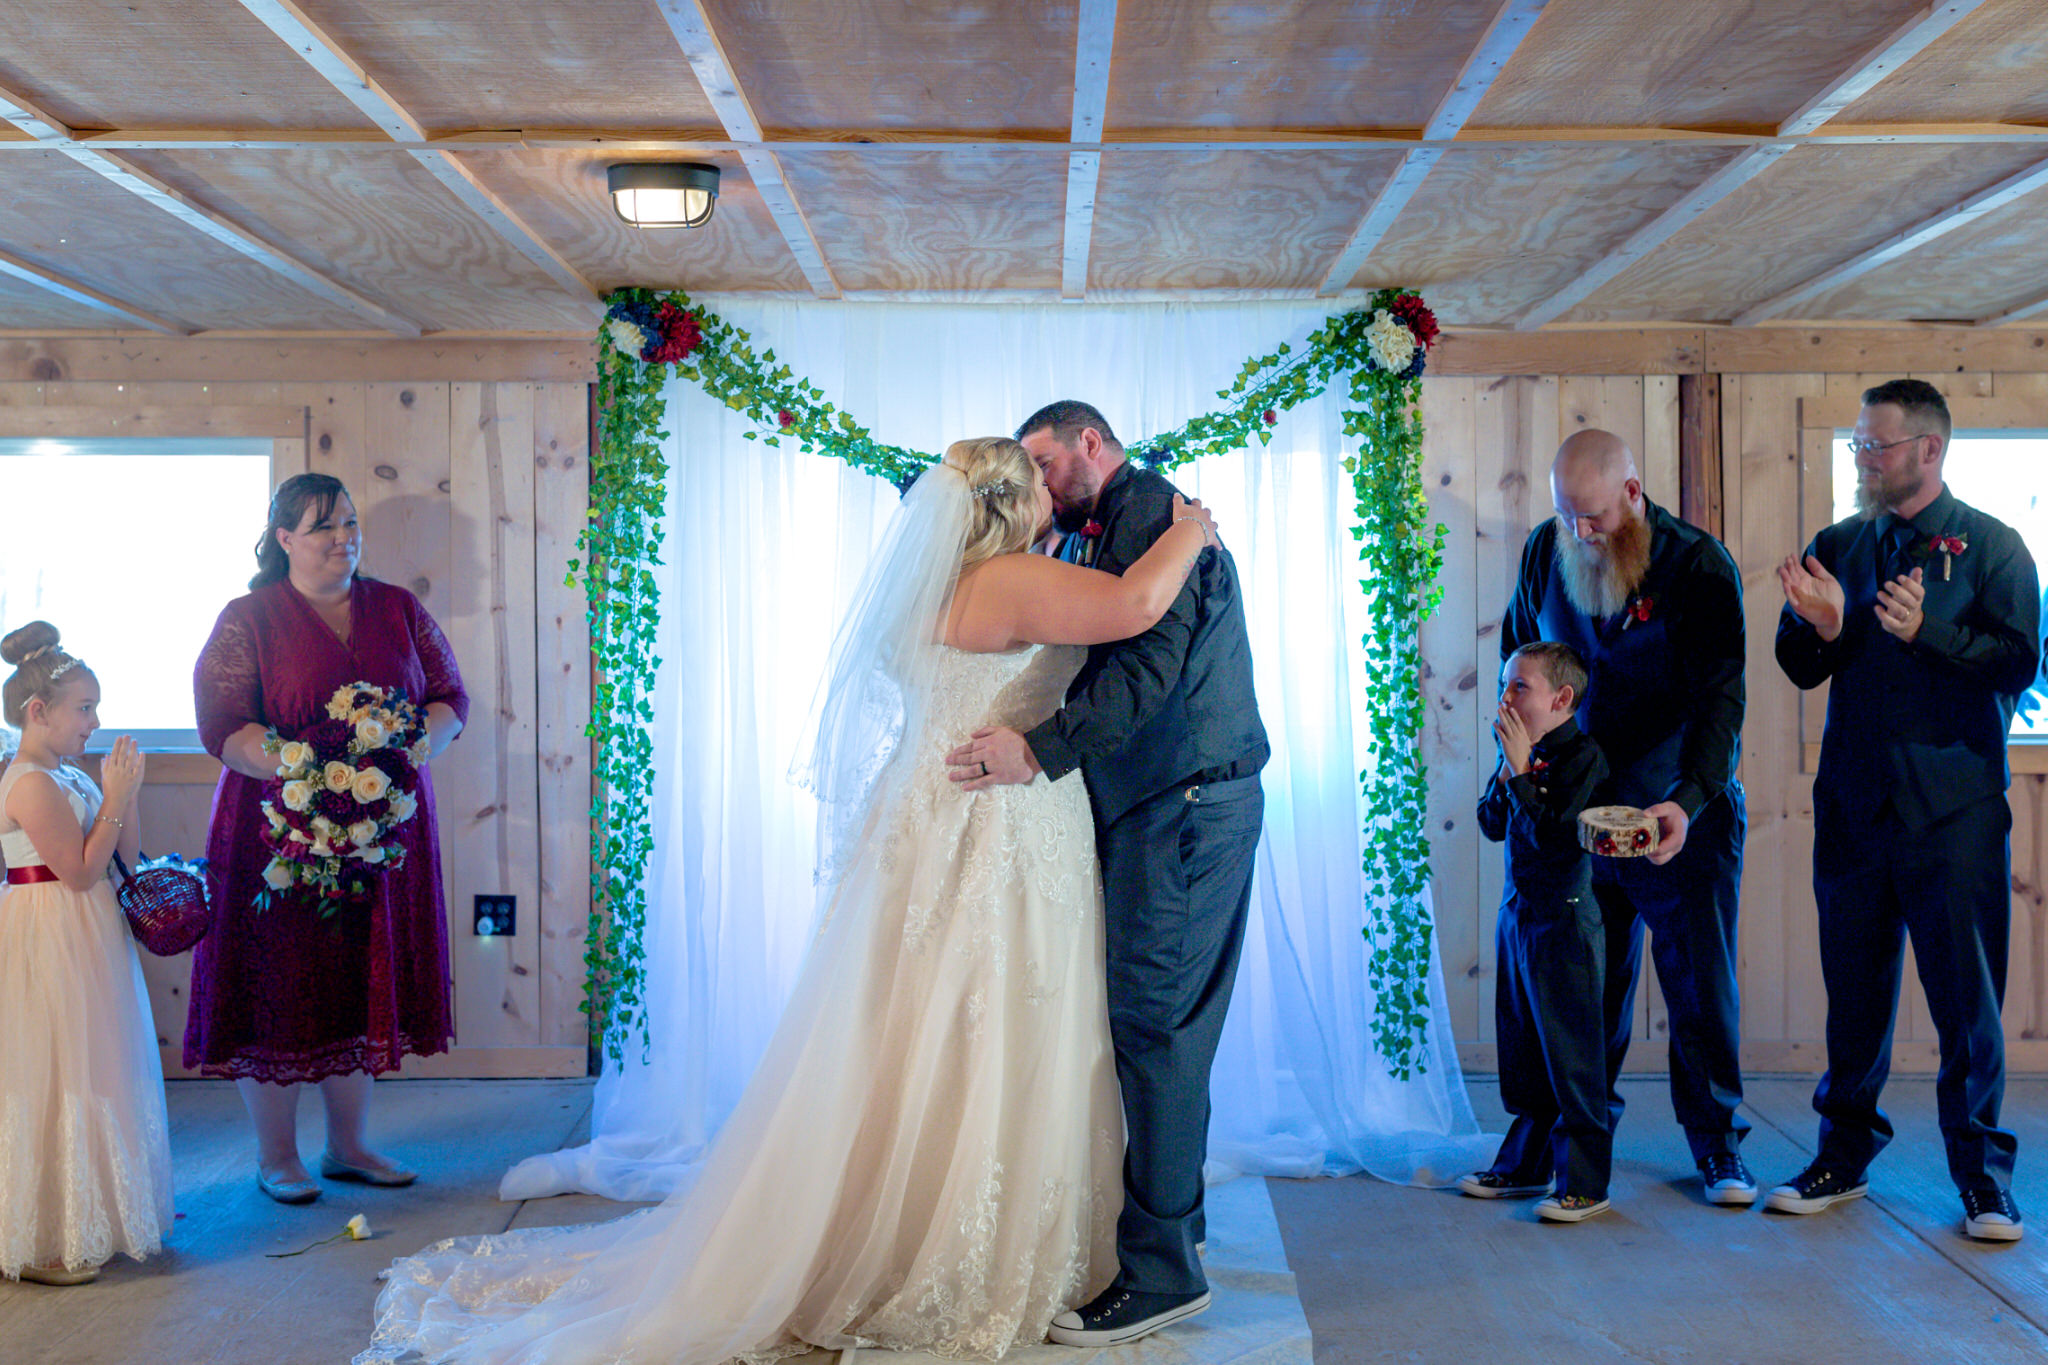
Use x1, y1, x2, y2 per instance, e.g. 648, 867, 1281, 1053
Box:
946, 401, 1268, 1346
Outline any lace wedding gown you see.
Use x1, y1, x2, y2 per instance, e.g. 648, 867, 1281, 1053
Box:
0, 758, 174, 1278
362, 644, 1121, 1364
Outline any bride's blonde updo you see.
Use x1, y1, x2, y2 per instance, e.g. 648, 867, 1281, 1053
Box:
945, 436, 1040, 570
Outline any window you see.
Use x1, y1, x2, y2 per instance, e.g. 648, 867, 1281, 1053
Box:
1831, 431, 2048, 740
0, 437, 273, 750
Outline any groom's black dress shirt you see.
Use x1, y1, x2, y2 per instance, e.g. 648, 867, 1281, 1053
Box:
1025, 462, 1269, 824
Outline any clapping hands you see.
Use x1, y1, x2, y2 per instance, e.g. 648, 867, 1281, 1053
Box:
1777, 554, 1845, 641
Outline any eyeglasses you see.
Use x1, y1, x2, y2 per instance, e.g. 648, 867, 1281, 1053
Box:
1845, 435, 1924, 458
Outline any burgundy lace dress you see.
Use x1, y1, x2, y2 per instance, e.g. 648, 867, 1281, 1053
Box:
184, 576, 468, 1082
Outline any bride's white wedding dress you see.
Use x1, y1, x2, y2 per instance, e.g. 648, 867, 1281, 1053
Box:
361, 644, 1121, 1365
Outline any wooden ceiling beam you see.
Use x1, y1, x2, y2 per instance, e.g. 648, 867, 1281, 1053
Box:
1062, 0, 1117, 300
1735, 154, 2048, 326
0, 245, 192, 333
1316, 0, 1551, 296
656, 0, 839, 299
1977, 291, 2048, 327
1515, 145, 1795, 330
232, 0, 601, 310
1778, 0, 1990, 136
0, 78, 423, 336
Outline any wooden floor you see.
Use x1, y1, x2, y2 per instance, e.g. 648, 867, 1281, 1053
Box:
2, 1075, 2043, 1364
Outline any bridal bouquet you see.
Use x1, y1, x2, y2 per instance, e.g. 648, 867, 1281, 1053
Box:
255, 682, 428, 916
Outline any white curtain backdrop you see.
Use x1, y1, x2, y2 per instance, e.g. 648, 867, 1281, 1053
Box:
502, 299, 1494, 1204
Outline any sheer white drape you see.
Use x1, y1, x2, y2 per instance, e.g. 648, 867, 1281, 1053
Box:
501, 300, 1493, 1204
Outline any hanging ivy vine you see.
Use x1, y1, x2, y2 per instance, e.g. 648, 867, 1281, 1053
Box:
576, 286, 1445, 1077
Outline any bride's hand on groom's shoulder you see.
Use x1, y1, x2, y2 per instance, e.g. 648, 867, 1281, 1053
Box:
1170, 493, 1221, 548
945, 726, 1041, 790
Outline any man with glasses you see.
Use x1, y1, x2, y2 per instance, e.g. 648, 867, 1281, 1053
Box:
1494, 428, 1754, 1212
1774, 378, 2041, 1241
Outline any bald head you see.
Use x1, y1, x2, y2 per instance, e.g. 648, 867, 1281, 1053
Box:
1554, 429, 1638, 489
1551, 428, 1645, 549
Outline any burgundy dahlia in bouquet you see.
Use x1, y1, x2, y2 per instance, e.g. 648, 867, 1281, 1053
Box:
255, 682, 428, 916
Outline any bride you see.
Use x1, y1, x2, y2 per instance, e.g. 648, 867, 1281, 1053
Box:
360, 436, 1221, 1364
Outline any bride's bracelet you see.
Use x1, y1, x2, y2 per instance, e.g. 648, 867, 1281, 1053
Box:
1173, 515, 1214, 543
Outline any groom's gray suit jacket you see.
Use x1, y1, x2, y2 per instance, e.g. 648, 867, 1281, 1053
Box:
1025, 462, 1269, 823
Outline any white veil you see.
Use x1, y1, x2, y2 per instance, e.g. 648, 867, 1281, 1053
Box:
790, 460, 968, 894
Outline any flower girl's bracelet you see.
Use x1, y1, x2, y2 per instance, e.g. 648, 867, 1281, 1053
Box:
94, 815, 123, 830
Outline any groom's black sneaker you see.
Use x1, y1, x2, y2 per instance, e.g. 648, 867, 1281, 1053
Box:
1048, 1286, 1211, 1346
1764, 1162, 1868, 1215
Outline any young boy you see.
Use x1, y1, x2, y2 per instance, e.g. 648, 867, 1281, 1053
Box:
1459, 640, 1614, 1223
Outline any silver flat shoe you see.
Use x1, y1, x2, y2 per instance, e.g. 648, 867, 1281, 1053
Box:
319, 1151, 417, 1187
17, 1263, 100, 1286
257, 1170, 322, 1205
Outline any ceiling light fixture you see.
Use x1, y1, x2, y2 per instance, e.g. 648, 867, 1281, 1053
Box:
607, 162, 720, 229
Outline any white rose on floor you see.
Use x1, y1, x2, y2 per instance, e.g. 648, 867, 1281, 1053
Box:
347, 819, 378, 846
345, 1215, 371, 1240
354, 717, 389, 749
282, 780, 316, 812
277, 740, 313, 773
262, 859, 295, 890
387, 790, 418, 823
351, 767, 391, 803
324, 761, 355, 793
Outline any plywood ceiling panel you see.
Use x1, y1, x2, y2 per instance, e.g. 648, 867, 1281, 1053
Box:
0, 0, 380, 131
704, 0, 1077, 135
291, 0, 722, 133
1837, 0, 2048, 126
775, 148, 1067, 292
1470, 0, 1933, 130
1795, 194, 2048, 321
122, 148, 599, 331
454, 149, 810, 293
1566, 144, 2048, 323
0, 151, 382, 330
1089, 148, 1404, 291
0, 269, 140, 331
1349, 143, 1740, 324
1108, 0, 1504, 133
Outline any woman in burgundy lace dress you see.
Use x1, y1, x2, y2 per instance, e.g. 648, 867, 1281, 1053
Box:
187, 473, 467, 1204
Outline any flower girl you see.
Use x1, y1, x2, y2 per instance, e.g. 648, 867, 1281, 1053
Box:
0, 622, 174, 1286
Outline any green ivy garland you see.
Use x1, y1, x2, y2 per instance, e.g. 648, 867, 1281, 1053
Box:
577, 287, 1444, 1077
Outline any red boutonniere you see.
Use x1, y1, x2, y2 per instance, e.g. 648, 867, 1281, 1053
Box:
1080, 520, 1104, 538
1622, 594, 1655, 629
1528, 757, 1551, 777
1929, 533, 1967, 580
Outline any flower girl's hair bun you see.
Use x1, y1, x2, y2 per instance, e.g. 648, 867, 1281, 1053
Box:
2, 620, 87, 731
946, 436, 1039, 570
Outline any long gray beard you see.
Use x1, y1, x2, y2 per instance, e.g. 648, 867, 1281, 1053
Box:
1554, 513, 1650, 619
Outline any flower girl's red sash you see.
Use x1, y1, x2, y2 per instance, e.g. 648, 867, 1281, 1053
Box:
6, 864, 59, 884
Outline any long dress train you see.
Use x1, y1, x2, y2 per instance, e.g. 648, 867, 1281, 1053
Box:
361, 644, 1121, 1364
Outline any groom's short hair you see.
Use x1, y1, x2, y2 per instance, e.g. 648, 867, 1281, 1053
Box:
1017, 400, 1121, 451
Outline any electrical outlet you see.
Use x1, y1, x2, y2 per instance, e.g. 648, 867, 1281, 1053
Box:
474, 894, 516, 937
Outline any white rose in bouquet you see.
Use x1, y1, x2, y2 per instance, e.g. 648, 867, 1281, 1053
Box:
354, 717, 389, 750
387, 789, 418, 823
357, 844, 386, 864
277, 740, 314, 773
323, 761, 355, 793
262, 859, 296, 890
265, 804, 289, 832
282, 779, 316, 812
350, 767, 391, 803
347, 819, 378, 847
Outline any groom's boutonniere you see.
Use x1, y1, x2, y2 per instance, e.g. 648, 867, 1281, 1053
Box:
1929, 533, 1967, 581
1080, 520, 1103, 538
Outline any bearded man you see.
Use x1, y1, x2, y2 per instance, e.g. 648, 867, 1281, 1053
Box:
1496, 428, 1753, 1208
1773, 379, 2040, 1241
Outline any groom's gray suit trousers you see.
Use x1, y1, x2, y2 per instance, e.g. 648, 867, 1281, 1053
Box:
1097, 773, 1264, 1296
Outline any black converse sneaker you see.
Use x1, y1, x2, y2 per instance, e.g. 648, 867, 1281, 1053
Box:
1048, 1286, 1212, 1347
1962, 1187, 2024, 1242
1764, 1162, 1869, 1215
1456, 1170, 1553, 1199
1698, 1152, 1759, 1207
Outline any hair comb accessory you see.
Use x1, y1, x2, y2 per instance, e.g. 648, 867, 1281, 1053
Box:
972, 479, 1012, 500
20, 644, 56, 662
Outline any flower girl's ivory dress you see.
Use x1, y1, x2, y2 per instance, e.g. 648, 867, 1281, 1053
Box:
361, 644, 1122, 1364
0, 757, 174, 1278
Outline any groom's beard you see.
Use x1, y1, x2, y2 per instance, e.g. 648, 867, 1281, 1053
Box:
1554, 509, 1651, 619
1053, 502, 1093, 534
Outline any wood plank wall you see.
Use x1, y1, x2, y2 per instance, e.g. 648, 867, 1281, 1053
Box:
1431, 369, 2048, 1075
0, 376, 591, 1079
